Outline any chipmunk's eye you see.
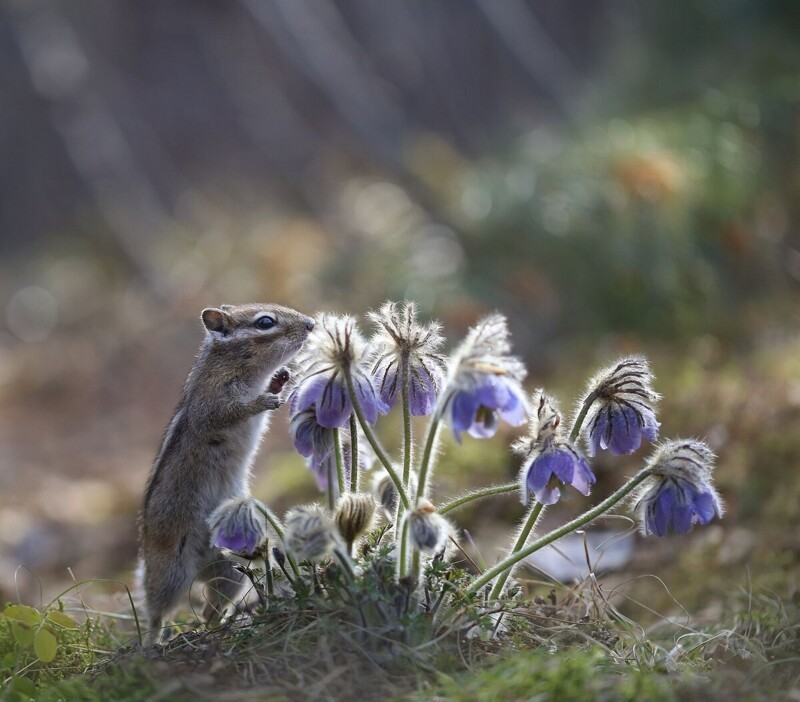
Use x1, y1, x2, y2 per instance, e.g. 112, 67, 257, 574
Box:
255, 315, 277, 330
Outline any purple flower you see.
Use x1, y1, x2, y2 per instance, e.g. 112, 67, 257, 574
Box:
368, 301, 447, 417
523, 440, 596, 505
634, 440, 724, 537
290, 408, 334, 459
580, 356, 661, 456
516, 391, 596, 505
291, 315, 388, 429
447, 374, 527, 441
208, 497, 269, 557
440, 314, 529, 442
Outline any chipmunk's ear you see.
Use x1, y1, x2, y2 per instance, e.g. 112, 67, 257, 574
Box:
202, 308, 231, 335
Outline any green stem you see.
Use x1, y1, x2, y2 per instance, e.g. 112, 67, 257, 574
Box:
332, 547, 357, 584
398, 517, 409, 579
569, 390, 599, 443
489, 501, 544, 599
349, 414, 359, 493
467, 469, 654, 595
326, 462, 335, 512
255, 505, 302, 582
399, 355, 412, 517
333, 428, 346, 497
415, 411, 442, 502
401, 356, 412, 485
345, 368, 409, 509
438, 483, 519, 516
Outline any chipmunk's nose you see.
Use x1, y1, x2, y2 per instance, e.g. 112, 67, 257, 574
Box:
305, 318, 315, 332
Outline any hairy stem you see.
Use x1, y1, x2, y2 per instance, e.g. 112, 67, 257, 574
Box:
349, 414, 359, 493
438, 483, 519, 516
255, 505, 301, 582
398, 516, 409, 579
333, 428, 346, 497
399, 354, 412, 517
489, 501, 545, 599
569, 389, 599, 443
416, 411, 442, 502
344, 368, 409, 509
467, 469, 653, 595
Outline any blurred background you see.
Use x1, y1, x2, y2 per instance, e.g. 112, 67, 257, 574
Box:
1, 0, 798, 617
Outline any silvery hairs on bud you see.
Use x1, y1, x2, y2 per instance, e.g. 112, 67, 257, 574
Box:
284, 504, 340, 562
334, 493, 377, 546
372, 469, 418, 520
406, 499, 451, 554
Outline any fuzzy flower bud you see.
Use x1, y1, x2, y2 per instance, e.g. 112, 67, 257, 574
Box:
515, 390, 595, 505
208, 497, 269, 557
579, 356, 660, 456
633, 439, 724, 536
334, 493, 376, 547
284, 504, 339, 562
406, 499, 451, 554
371, 469, 417, 520
439, 314, 528, 442
368, 301, 447, 416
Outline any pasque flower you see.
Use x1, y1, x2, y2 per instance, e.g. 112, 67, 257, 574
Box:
208, 497, 269, 556
292, 314, 388, 428
634, 439, 723, 536
368, 301, 447, 416
516, 391, 595, 505
439, 314, 528, 442
579, 356, 660, 456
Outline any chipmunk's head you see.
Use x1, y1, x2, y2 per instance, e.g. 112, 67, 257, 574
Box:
201, 303, 315, 371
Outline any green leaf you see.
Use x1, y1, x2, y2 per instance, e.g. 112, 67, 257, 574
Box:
11, 623, 34, 648
2, 651, 17, 667
46, 611, 79, 629
10, 675, 38, 700
33, 626, 58, 663
2, 605, 41, 626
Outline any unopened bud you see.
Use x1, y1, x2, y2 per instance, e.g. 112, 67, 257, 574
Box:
406, 499, 450, 554
284, 505, 339, 562
334, 493, 376, 546
371, 469, 417, 520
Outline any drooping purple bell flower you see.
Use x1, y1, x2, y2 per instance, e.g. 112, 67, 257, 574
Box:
516, 390, 595, 505
368, 301, 447, 417
207, 497, 269, 556
580, 356, 661, 456
439, 314, 529, 442
634, 439, 724, 537
291, 314, 388, 429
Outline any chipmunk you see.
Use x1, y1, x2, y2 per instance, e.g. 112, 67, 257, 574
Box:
139, 303, 314, 645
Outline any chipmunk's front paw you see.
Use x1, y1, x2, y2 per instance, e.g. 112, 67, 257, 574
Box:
268, 368, 290, 394
257, 393, 281, 411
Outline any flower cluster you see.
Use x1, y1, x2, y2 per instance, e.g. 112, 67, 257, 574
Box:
194, 300, 727, 648
516, 391, 595, 505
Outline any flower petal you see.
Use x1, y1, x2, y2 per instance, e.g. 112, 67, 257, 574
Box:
315, 377, 352, 428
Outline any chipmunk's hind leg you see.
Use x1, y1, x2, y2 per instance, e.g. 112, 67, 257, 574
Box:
198, 556, 247, 627
142, 550, 193, 646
